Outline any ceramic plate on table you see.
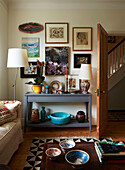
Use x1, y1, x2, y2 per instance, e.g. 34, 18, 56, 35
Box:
50, 80, 62, 93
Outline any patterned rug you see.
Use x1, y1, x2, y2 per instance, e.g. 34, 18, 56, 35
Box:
23, 136, 112, 170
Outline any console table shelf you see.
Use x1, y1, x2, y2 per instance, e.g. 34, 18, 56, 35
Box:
24, 92, 92, 132
27, 119, 89, 128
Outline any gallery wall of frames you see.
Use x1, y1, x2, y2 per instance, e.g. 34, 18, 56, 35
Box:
19, 22, 92, 93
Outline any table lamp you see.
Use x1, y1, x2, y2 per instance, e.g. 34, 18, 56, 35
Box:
79, 64, 92, 94
7, 48, 28, 99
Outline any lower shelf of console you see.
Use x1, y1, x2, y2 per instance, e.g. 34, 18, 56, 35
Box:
27, 119, 90, 128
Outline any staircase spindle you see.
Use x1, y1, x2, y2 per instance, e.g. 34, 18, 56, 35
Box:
108, 38, 125, 78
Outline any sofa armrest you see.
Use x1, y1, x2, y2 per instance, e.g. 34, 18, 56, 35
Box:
0, 100, 22, 119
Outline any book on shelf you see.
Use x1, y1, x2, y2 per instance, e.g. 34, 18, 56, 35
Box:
94, 141, 125, 163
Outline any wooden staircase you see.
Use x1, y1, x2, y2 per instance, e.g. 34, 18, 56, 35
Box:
108, 38, 125, 78
108, 38, 125, 90
108, 38, 125, 121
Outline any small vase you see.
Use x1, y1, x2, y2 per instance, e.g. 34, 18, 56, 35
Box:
76, 111, 85, 123
81, 80, 90, 94
41, 106, 46, 122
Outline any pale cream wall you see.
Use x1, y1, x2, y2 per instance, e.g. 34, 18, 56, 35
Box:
8, 8, 125, 124
0, 1, 8, 99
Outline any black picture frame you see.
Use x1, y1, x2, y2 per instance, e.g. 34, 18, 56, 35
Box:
74, 54, 91, 68
108, 36, 116, 43
20, 61, 40, 78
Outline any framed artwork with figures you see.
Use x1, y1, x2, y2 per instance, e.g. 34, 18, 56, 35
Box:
45, 23, 69, 44
72, 27, 92, 51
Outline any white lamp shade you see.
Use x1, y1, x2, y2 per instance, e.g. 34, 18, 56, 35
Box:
79, 64, 92, 80
7, 48, 28, 68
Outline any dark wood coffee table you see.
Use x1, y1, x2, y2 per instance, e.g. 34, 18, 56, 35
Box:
41, 142, 125, 170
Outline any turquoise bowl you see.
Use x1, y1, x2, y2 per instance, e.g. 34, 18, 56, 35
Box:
48, 112, 73, 125
65, 150, 90, 169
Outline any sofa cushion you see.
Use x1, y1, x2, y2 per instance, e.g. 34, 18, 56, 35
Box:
0, 104, 12, 125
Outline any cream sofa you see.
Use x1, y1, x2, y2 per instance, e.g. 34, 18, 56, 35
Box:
0, 101, 23, 164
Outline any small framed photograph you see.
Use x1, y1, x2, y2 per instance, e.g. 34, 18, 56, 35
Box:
45, 23, 69, 44
108, 36, 116, 43
66, 75, 79, 91
72, 27, 92, 51
22, 37, 40, 57
45, 46, 70, 76
20, 61, 40, 78
74, 54, 91, 68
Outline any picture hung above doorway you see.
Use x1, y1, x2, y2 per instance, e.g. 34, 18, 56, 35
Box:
72, 27, 92, 51
20, 61, 40, 78
45, 47, 70, 75
22, 37, 40, 58
18, 22, 44, 33
45, 23, 69, 44
74, 54, 91, 68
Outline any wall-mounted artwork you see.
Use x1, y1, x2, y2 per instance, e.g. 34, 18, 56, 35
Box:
22, 37, 39, 58
45, 23, 69, 44
72, 27, 92, 51
18, 22, 43, 33
20, 61, 40, 78
45, 47, 70, 75
74, 54, 91, 68
108, 36, 116, 43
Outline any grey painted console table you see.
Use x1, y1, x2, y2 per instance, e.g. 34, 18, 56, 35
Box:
24, 92, 92, 132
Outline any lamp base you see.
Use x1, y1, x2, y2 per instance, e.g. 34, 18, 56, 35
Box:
81, 80, 90, 94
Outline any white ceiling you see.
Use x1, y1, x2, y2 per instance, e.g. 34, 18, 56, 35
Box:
4, 0, 125, 9
6, 0, 125, 2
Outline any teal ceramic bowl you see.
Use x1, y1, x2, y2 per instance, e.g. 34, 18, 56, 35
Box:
48, 112, 73, 125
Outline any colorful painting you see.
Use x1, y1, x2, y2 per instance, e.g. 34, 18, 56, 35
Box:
22, 37, 39, 58
20, 61, 40, 78
18, 22, 43, 33
45, 47, 70, 75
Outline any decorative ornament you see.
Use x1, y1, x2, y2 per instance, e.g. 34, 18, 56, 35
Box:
18, 22, 44, 33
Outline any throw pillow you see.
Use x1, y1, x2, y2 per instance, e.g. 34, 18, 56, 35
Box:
0, 104, 12, 125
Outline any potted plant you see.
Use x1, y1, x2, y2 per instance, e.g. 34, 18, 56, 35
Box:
26, 60, 45, 94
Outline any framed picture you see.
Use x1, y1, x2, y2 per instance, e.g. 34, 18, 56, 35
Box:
45, 47, 70, 75
20, 61, 40, 78
108, 36, 116, 43
74, 54, 91, 68
72, 27, 92, 51
66, 75, 79, 91
45, 23, 69, 44
22, 37, 40, 57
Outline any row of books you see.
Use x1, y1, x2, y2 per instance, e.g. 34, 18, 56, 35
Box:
94, 141, 125, 163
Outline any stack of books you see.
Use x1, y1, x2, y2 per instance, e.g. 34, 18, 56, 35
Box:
94, 141, 125, 163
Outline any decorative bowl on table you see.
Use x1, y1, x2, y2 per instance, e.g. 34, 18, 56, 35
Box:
48, 112, 73, 125
65, 150, 90, 169
59, 140, 75, 150
45, 148, 61, 160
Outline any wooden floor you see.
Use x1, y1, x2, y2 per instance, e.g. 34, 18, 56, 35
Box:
8, 122, 125, 170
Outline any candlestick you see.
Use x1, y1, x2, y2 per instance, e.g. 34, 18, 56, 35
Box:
66, 67, 68, 92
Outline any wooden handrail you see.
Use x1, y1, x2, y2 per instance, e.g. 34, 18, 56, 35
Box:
108, 38, 125, 55
108, 39, 125, 78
